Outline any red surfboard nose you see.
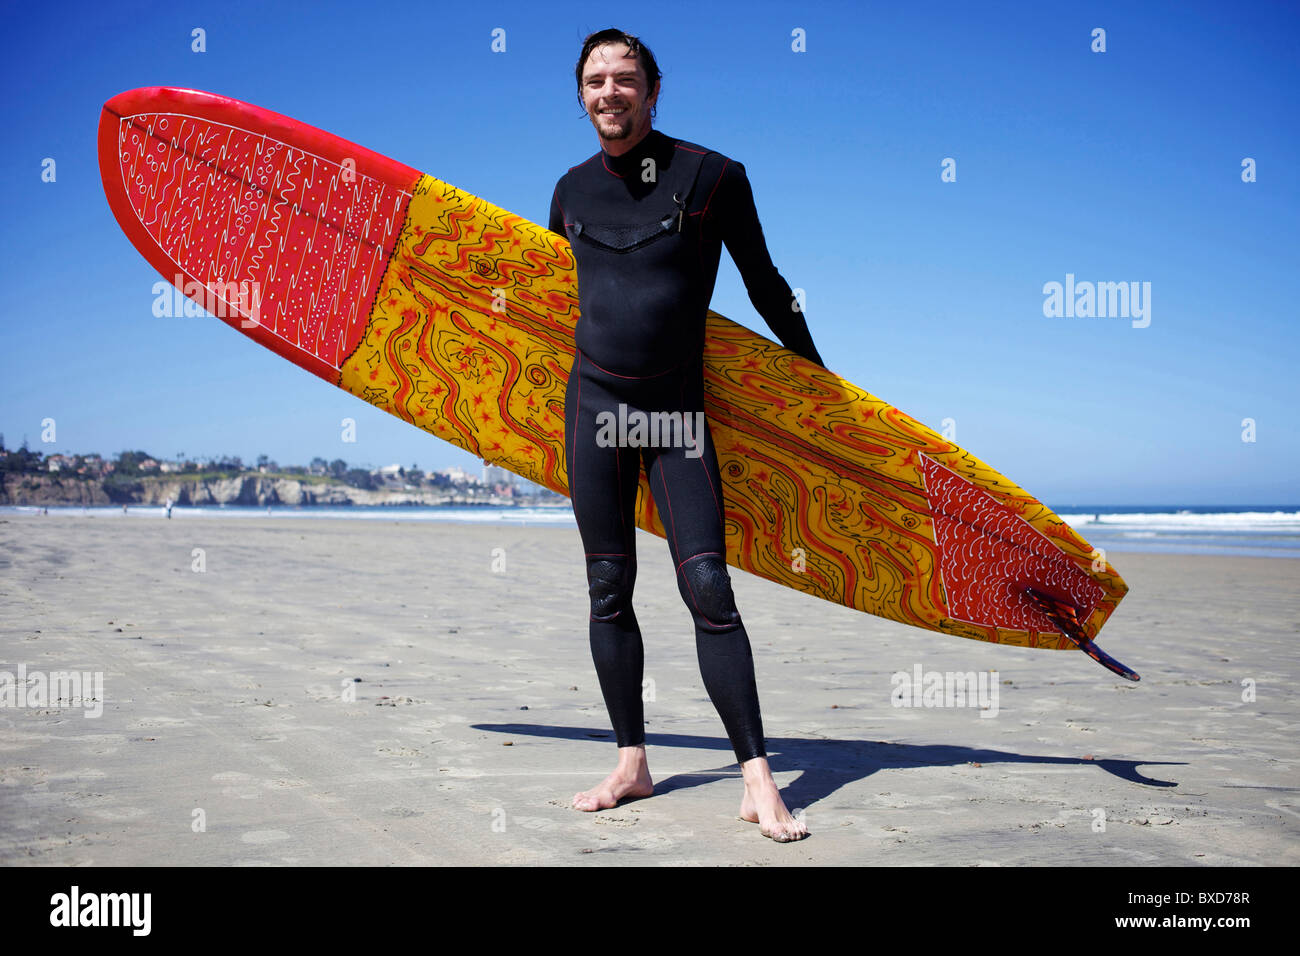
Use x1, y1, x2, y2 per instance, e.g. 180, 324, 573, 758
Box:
97, 87, 419, 380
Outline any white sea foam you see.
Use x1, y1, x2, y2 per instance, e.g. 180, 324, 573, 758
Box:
8, 505, 1298, 555
1059, 510, 1300, 531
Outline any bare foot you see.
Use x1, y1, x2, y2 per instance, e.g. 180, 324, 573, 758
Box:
572, 744, 654, 811
738, 756, 808, 842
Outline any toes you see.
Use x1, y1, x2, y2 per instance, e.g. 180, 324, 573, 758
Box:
759, 817, 808, 842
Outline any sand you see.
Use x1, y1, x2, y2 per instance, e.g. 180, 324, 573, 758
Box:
0, 511, 1296, 866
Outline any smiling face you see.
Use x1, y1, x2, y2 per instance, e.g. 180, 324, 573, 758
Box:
581, 41, 658, 153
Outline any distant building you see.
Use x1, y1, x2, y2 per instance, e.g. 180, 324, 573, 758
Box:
482, 463, 513, 487
441, 465, 474, 485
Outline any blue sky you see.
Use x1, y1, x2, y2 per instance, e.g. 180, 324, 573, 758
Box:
1, 0, 1296, 504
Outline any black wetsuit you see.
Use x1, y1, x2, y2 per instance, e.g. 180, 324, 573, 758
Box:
549, 129, 820, 764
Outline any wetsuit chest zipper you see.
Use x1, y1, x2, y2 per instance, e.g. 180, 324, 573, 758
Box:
571, 195, 686, 254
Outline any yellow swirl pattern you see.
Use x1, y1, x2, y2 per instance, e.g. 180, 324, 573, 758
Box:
337, 174, 1126, 650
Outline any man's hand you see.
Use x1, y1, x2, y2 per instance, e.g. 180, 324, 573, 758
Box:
799, 346, 824, 368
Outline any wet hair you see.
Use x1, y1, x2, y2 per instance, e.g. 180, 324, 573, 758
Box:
574, 28, 662, 117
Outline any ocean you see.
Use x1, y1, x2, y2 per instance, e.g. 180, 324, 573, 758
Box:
1052, 506, 1300, 559
7, 503, 1299, 559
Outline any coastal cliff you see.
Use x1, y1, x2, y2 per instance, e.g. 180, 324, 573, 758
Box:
0, 473, 530, 507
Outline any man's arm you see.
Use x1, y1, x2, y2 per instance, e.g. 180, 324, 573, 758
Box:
548, 185, 567, 237
715, 160, 823, 367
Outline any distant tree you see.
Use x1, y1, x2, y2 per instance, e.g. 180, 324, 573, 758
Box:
0, 446, 42, 473
309, 457, 328, 475
113, 450, 154, 475
256, 454, 270, 470
329, 459, 347, 478
343, 468, 378, 490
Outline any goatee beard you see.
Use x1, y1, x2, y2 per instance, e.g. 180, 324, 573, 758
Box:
597, 117, 632, 139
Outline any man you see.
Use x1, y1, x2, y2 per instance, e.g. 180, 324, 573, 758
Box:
549, 29, 822, 843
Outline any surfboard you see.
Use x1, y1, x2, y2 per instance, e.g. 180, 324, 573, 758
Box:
97, 87, 1137, 680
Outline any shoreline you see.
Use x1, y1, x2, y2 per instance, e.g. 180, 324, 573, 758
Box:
6, 505, 1298, 560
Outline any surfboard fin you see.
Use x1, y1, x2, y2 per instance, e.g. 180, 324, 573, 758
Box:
1022, 587, 1140, 682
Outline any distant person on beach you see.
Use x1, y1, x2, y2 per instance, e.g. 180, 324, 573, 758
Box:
549, 29, 821, 842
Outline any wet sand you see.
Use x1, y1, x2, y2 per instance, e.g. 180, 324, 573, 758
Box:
1, 511, 1296, 866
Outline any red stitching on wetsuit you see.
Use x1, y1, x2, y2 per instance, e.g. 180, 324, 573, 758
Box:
701, 456, 722, 527
701, 158, 730, 219
615, 422, 627, 542
586, 550, 631, 623
654, 461, 684, 572
678, 372, 722, 524
675, 550, 737, 628
657, 469, 709, 616
676, 550, 723, 573
571, 351, 582, 502
577, 347, 689, 380
600, 153, 625, 178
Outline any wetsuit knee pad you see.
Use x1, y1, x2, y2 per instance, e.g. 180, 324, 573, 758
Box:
677, 553, 741, 630
586, 556, 633, 622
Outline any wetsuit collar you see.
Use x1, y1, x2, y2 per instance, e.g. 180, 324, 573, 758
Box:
601, 129, 667, 178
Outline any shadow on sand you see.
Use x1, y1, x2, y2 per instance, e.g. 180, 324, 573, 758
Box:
473, 723, 1182, 808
